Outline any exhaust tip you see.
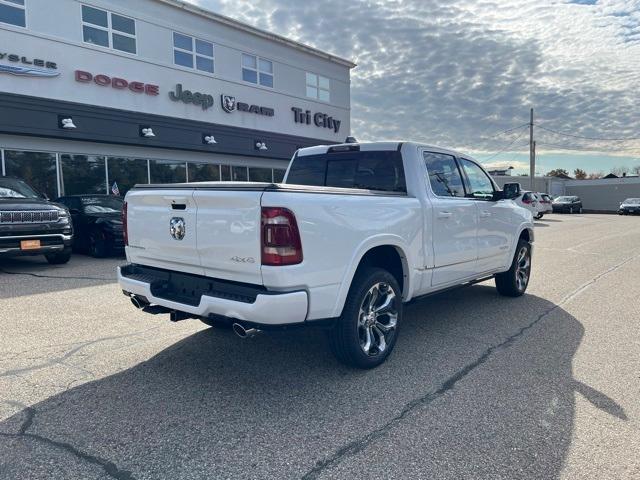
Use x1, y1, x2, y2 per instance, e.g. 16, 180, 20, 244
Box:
130, 295, 149, 309
232, 323, 260, 339
232, 323, 248, 338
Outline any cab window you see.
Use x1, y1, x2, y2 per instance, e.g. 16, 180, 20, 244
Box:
423, 152, 465, 197
459, 158, 495, 199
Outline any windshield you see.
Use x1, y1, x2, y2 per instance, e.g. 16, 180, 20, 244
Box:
554, 196, 575, 202
622, 198, 640, 204
0, 177, 41, 199
81, 196, 124, 214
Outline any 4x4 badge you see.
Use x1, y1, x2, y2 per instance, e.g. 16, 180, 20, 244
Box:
170, 217, 186, 240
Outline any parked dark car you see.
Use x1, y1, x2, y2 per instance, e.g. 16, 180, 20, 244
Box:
55, 195, 124, 257
552, 195, 583, 214
618, 198, 640, 215
0, 176, 73, 264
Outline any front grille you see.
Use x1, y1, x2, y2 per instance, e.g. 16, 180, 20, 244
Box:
0, 210, 59, 224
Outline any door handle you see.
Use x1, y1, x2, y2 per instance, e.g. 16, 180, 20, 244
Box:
437, 211, 453, 219
480, 211, 492, 218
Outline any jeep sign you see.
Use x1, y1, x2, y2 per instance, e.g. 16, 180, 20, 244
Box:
169, 84, 214, 110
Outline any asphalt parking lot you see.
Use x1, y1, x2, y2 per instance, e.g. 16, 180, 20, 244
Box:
1, 214, 639, 479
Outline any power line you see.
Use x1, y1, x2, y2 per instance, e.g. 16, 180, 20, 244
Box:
536, 125, 640, 142
479, 128, 529, 162
482, 123, 530, 140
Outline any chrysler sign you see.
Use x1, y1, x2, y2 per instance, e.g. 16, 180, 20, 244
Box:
0, 53, 58, 77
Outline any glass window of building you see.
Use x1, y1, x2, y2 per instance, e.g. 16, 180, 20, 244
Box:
173, 32, 214, 73
220, 165, 231, 181
150, 160, 186, 184
232, 166, 248, 181
273, 169, 286, 183
82, 5, 137, 54
188, 163, 220, 182
60, 154, 107, 195
306, 73, 330, 102
242, 54, 273, 87
107, 157, 148, 196
248, 167, 272, 183
4, 150, 58, 199
0, 0, 26, 27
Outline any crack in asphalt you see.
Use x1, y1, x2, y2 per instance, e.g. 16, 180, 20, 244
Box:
0, 401, 136, 480
0, 268, 113, 282
0, 328, 160, 378
301, 253, 640, 479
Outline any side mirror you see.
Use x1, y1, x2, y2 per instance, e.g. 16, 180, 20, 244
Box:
501, 182, 521, 200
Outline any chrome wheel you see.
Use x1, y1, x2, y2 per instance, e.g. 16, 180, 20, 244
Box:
515, 246, 530, 291
357, 282, 398, 356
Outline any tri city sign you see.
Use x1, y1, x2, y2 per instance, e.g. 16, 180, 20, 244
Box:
291, 107, 341, 133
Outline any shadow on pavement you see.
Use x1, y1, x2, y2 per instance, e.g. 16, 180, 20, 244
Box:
0, 286, 627, 479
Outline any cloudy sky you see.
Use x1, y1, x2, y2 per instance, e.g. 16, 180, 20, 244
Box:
189, 0, 640, 175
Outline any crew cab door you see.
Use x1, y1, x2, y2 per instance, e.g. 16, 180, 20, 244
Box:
457, 158, 512, 272
423, 151, 478, 286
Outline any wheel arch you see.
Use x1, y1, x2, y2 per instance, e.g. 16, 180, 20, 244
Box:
332, 236, 412, 318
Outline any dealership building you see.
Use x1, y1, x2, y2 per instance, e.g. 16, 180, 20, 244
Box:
0, 0, 354, 198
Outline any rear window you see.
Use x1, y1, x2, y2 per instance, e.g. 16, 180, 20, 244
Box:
286, 151, 406, 192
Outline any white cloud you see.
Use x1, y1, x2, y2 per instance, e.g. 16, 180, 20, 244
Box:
186, 0, 640, 158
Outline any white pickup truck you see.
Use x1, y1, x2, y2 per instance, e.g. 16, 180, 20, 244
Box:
118, 142, 533, 368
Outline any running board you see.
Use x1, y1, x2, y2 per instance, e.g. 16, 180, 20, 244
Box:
407, 275, 494, 305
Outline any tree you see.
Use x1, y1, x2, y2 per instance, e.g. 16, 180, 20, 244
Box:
546, 168, 570, 178
587, 172, 604, 179
611, 166, 630, 177
573, 168, 587, 180
632, 165, 640, 176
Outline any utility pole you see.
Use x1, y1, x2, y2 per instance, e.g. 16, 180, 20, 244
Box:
529, 108, 535, 190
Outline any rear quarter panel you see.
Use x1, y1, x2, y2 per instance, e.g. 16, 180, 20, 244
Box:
261, 190, 423, 320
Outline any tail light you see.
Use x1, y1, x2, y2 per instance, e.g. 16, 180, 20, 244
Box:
522, 197, 532, 204
122, 201, 128, 246
261, 207, 302, 266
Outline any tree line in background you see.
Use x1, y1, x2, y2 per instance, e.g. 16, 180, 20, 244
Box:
544, 165, 640, 179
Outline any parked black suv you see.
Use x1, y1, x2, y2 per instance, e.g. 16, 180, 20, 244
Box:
0, 177, 73, 264
55, 195, 124, 257
552, 195, 583, 214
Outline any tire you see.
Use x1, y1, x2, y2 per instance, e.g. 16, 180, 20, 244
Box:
329, 267, 403, 369
536, 213, 544, 219
495, 240, 531, 297
569, 207, 574, 214
89, 230, 108, 258
45, 249, 72, 265
578, 207, 583, 214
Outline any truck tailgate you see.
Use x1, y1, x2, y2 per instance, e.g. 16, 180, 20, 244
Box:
125, 188, 203, 276
125, 183, 267, 285
193, 188, 263, 284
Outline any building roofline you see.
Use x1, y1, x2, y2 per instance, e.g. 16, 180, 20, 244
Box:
154, 0, 357, 69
